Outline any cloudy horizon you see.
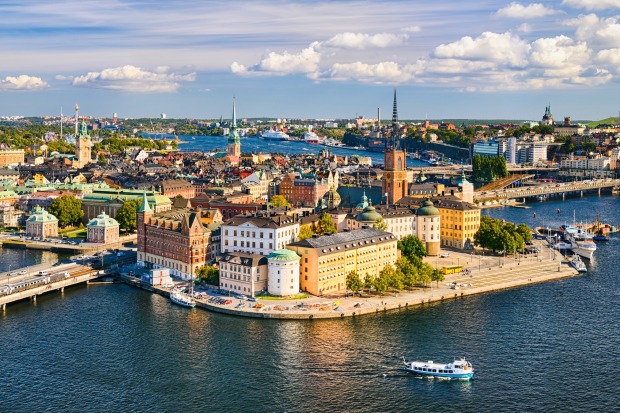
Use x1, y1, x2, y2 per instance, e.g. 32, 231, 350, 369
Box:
2, 0, 620, 121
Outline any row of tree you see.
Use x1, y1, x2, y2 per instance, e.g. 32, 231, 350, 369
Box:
473, 216, 532, 253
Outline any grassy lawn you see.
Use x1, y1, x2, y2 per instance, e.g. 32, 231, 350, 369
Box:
59, 227, 87, 238
259, 293, 310, 301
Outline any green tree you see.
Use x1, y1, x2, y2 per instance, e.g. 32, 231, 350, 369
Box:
363, 273, 374, 291
97, 153, 107, 163
431, 268, 445, 288
397, 235, 427, 259
270, 195, 291, 208
474, 216, 530, 253
116, 199, 141, 232
316, 212, 337, 235
49, 195, 84, 228
374, 268, 389, 296
297, 224, 314, 241
196, 265, 219, 286
373, 217, 388, 231
396, 256, 419, 289
346, 270, 363, 293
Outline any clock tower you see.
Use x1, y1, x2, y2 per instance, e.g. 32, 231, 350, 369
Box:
382, 89, 407, 205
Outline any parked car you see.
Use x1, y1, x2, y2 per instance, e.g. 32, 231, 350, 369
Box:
248, 297, 257, 302
440, 253, 450, 258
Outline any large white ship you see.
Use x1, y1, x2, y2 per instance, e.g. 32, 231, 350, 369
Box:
303, 132, 323, 144
261, 130, 290, 141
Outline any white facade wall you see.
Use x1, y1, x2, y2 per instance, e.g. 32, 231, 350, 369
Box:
412, 216, 441, 243
219, 262, 268, 296
221, 222, 299, 256
267, 259, 300, 296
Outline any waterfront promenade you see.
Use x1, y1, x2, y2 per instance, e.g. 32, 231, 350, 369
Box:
124, 239, 578, 320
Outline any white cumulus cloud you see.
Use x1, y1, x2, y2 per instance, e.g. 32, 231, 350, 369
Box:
433, 32, 531, 67
562, 0, 620, 10
529, 36, 590, 68
565, 14, 620, 48
231, 43, 320, 76
322, 32, 409, 50
496, 2, 560, 19
0, 75, 48, 91
327, 61, 414, 83
71, 65, 195, 92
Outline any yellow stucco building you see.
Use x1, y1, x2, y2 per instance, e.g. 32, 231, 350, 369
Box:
434, 198, 480, 250
286, 228, 397, 296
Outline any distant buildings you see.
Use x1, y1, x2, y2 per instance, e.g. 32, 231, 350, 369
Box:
0, 146, 25, 167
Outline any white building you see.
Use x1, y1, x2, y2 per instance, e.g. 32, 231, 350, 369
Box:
267, 249, 301, 296
221, 212, 300, 256
219, 253, 268, 296
87, 212, 120, 244
412, 199, 441, 256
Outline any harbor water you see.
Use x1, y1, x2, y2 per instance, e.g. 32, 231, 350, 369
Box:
1, 195, 619, 412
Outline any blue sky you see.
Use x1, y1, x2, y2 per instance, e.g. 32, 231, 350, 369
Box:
2, 0, 620, 120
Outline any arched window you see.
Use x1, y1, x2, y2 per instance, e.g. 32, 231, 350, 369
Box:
397, 157, 402, 170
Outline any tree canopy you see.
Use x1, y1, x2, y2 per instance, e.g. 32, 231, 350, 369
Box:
471, 154, 509, 182
196, 265, 219, 285
474, 216, 532, 253
316, 212, 337, 235
397, 235, 427, 260
270, 195, 291, 208
49, 195, 84, 228
373, 217, 388, 231
116, 199, 141, 232
297, 224, 314, 241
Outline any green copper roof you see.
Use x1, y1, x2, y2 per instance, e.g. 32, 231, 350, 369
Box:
87, 212, 119, 228
417, 199, 440, 216
267, 249, 301, 261
228, 98, 240, 144
137, 191, 152, 213
356, 205, 382, 223
26, 205, 58, 223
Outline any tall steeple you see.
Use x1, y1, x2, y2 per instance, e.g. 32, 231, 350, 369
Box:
138, 191, 152, 213
74, 103, 79, 136
391, 88, 400, 149
227, 97, 241, 160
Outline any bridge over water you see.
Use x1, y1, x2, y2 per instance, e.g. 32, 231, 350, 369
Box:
474, 179, 620, 202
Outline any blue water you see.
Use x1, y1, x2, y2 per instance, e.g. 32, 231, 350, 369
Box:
175, 134, 428, 167
1, 182, 619, 411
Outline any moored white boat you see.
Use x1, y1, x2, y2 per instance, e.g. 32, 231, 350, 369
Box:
569, 255, 587, 272
403, 357, 474, 380
170, 290, 196, 308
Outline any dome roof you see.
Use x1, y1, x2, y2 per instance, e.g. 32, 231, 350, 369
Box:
26, 205, 58, 222
267, 249, 301, 262
322, 187, 341, 208
356, 205, 383, 223
417, 199, 440, 217
87, 212, 119, 228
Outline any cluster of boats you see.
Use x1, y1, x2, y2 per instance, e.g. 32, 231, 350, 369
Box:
170, 289, 196, 308
545, 225, 599, 260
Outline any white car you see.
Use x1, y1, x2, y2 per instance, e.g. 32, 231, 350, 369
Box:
19, 270, 27, 275
440, 253, 450, 258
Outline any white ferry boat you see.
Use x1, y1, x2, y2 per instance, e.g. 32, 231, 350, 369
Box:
403, 357, 474, 380
303, 132, 323, 144
569, 255, 587, 272
170, 290, 196, 308
261, 130, 290, 141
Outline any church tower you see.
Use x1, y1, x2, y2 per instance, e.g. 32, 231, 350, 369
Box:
227, 98, 241, 164
382, 89, 408, 205
74, 109, 92, 169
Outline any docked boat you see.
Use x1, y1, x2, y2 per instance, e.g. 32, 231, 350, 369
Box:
261, 130, 290, 141
323, 138, 345, 148
592, 235, 610, 242
170, 290, 196, 308
303, 132, 323, 144
403, 357, 474, 380
569, 255, 587, 272
563, 226, 596, 260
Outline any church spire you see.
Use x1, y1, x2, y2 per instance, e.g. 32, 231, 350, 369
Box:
138, 191, 152, 213
391, 88, 401, 149
232, 97, 237, 128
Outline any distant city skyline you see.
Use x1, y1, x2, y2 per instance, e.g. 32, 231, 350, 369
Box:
2, 0, 620, 120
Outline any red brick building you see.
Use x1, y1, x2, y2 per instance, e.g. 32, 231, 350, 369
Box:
137, 193, 214, 280
278, 174, 329, 207
156, 179, 196, 200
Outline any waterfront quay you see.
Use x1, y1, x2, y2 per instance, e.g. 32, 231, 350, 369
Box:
121, 239, 577, 320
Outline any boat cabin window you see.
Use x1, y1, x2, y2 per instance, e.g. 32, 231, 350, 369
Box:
432, 369, 437, 373
422, 368, 427, 372
448, 370, 453, 373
